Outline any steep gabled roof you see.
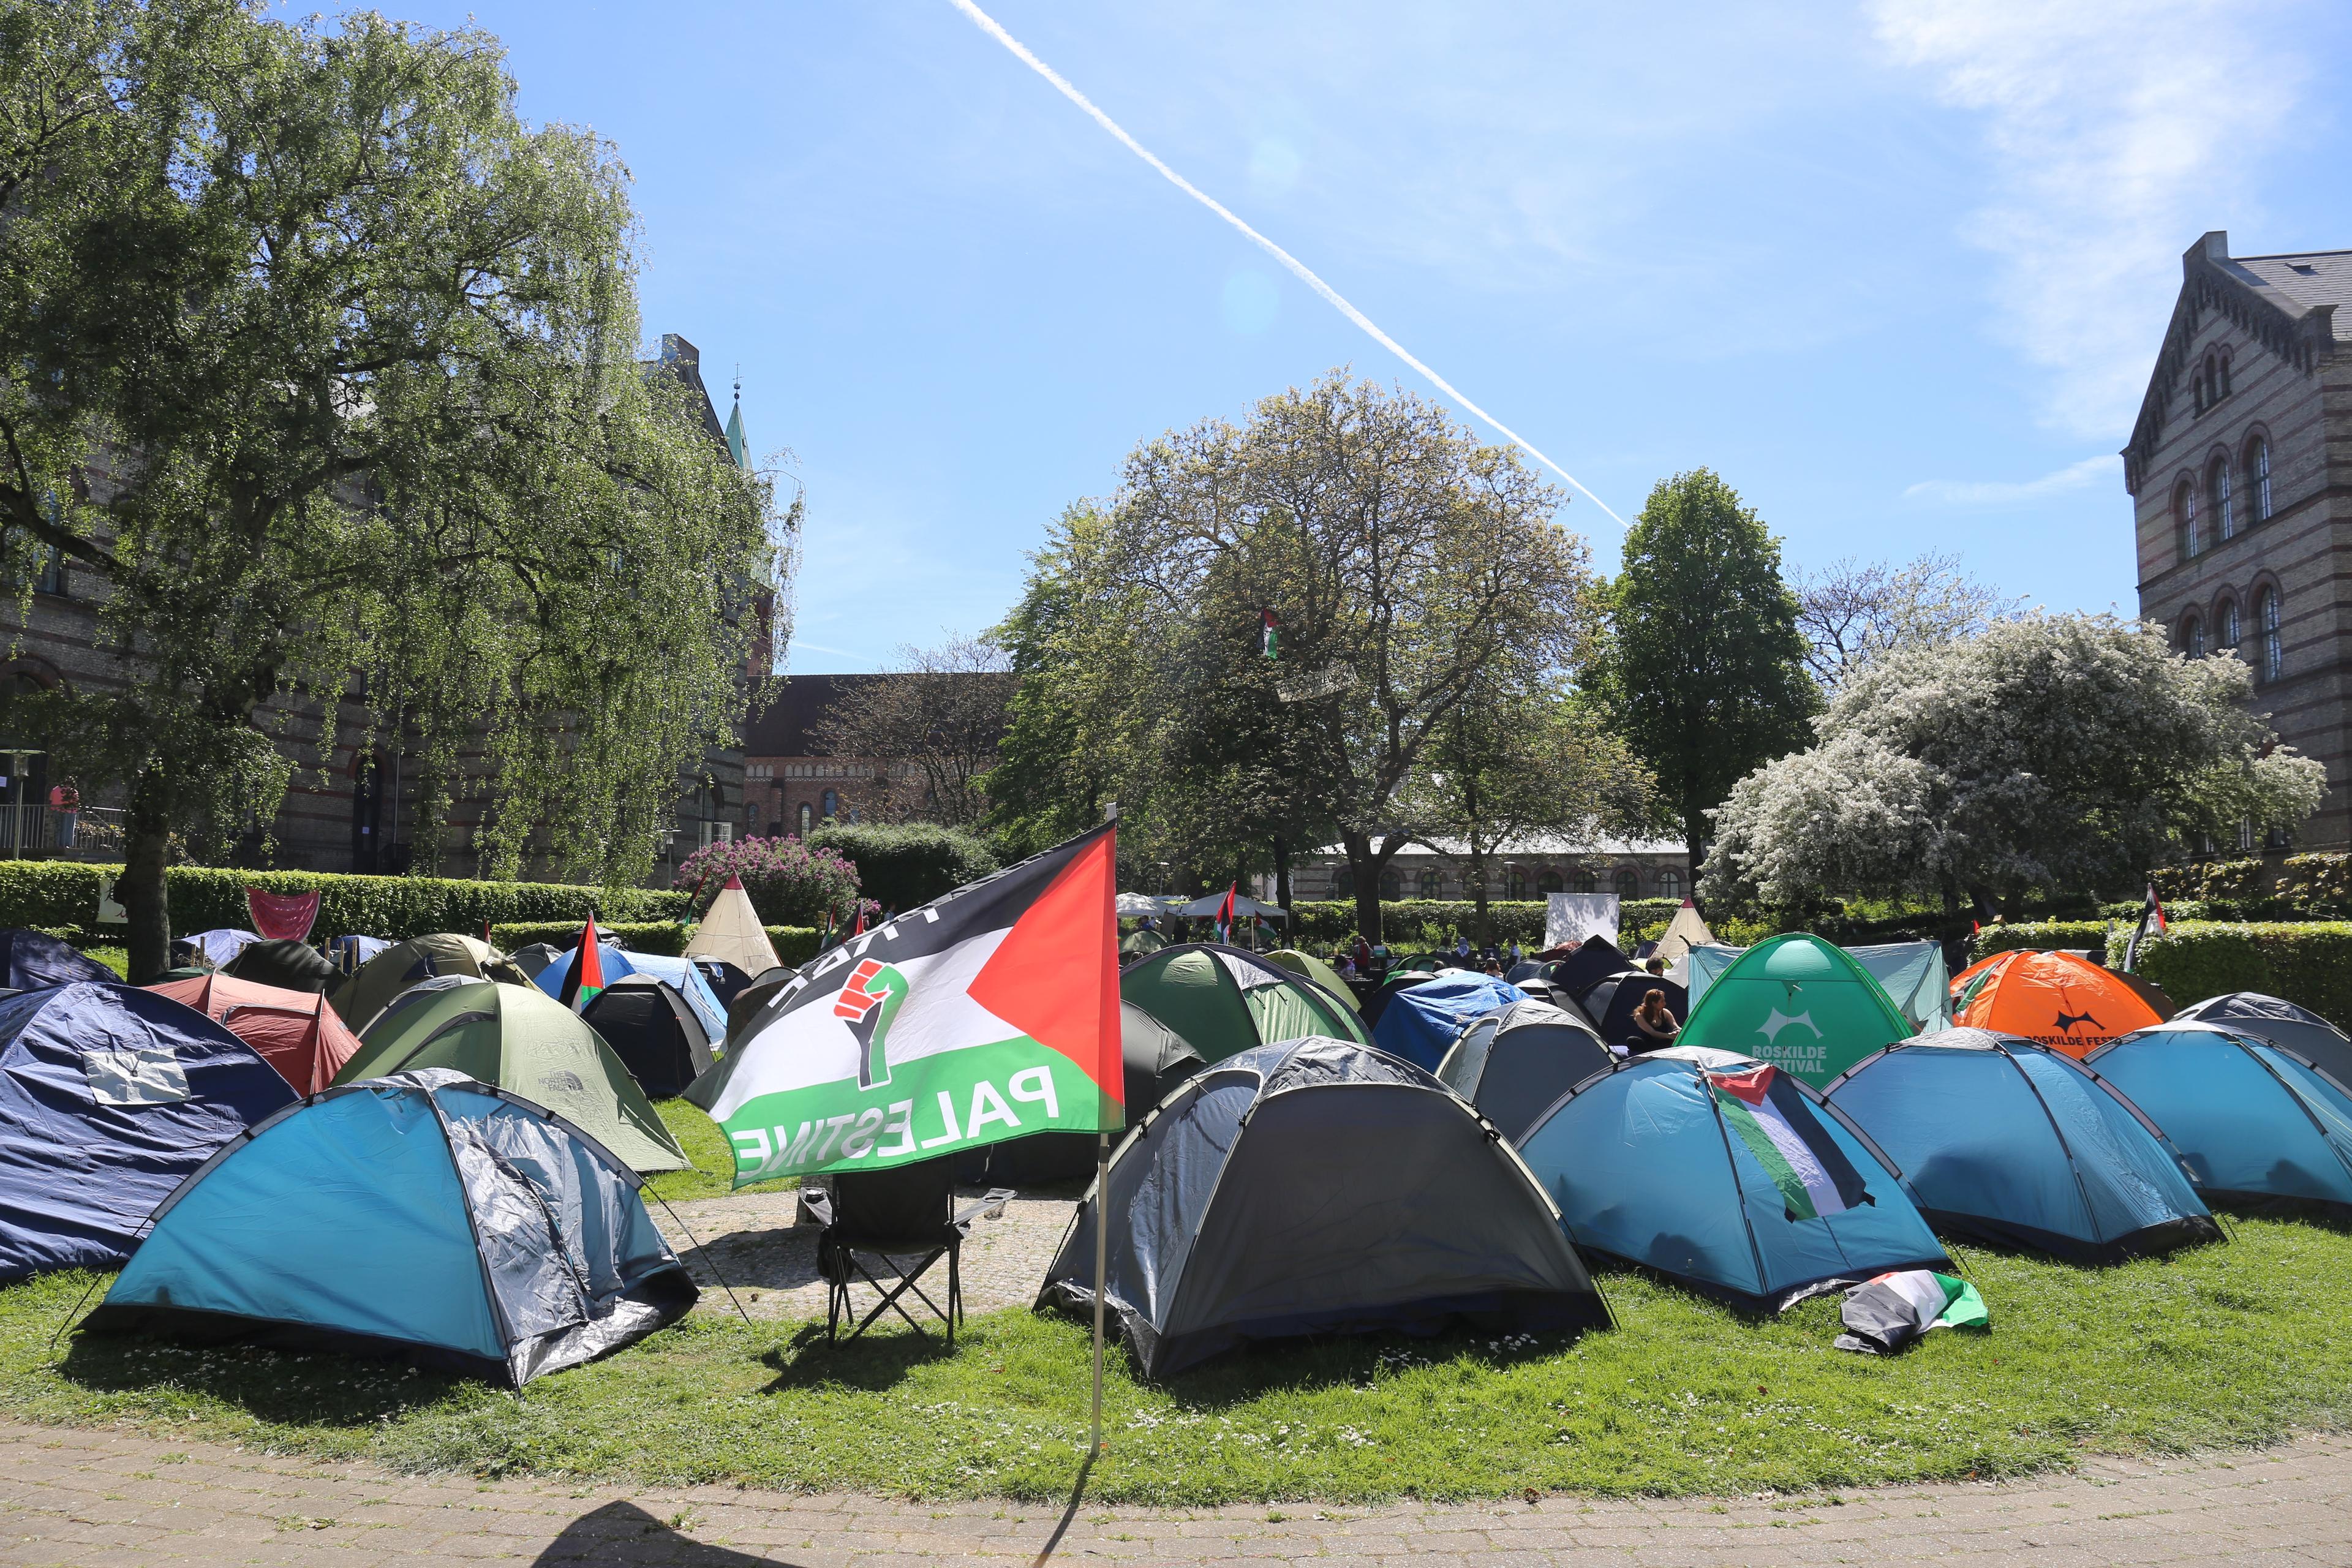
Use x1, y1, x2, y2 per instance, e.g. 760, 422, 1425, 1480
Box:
2123, 232, 2340, 496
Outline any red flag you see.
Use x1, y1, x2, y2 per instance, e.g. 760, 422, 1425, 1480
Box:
852, 905, 867, 938
246, 888, 320, 943
1216, 883, 1236, 943
559, 913, 606, 1013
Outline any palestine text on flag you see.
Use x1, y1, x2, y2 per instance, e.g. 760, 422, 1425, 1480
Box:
1705, 1061, 1870, 1222
687, 821, 1123, 1183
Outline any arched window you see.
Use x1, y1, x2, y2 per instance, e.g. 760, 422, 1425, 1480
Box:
1613, 867, 1641, 899
1656, 868, 1683, 899
820, 787, 837, 820
2212, 457, 2233, 540
1333, 869, 1354, 900
2260, 586, 2282, 682
2182, 613, 2205, 658
2218, 598, 2240, 654
2176, 480, 2199, 558
796, 801, 812, 835
1506, 867, 1527, 899
1417, 869, 1441, 899
1378, 869, 1402, 900
2252, 437, 2272, 521
2218, 350, 2231, 398
1572, 867, 1597, 895
1537, 868, 1564, 895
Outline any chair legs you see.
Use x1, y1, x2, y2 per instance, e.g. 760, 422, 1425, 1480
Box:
824, 1240, 965, 1346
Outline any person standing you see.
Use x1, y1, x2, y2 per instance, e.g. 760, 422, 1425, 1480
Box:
47, 778, 78, 850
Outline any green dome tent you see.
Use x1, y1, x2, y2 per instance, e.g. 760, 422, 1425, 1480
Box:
333, 982, 687, 1173
1121, 943, 1369, 1063
330, 934, 531, 1035
1679, 933, 1910, 1087
1263, 948, 1361, 1012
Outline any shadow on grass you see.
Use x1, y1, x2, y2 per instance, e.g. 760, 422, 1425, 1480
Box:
54, 1330, 473, 1430
760, 1321, 961, 1393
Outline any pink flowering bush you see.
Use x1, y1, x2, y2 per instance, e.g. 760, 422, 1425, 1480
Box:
674, 835, 872, 926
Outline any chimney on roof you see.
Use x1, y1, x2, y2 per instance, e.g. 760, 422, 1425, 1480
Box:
660, 334, 701, 371
2186, 232, 2230, 274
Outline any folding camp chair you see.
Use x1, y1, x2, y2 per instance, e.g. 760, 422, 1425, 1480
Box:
807, 1160, 1012, 1346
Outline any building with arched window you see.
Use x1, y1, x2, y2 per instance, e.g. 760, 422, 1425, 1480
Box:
1288, 836, 1691, 908
2128, 232, 2348, 849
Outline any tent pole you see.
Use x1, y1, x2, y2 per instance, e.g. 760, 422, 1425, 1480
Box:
1090, 1131, 1108, 1456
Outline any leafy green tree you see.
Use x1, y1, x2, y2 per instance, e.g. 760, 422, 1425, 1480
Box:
1588, 470, 1817, 876
0, 1, 782, 978
1705, 614, 2328, 914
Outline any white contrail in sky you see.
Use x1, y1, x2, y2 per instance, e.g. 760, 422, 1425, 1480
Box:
943, 0, 1626, 526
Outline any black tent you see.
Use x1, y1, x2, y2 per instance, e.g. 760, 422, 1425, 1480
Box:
688, 957, 754, 1009
723, 970, 794, 1050
581, 977, 714, 1099
1038, 1036, 1610, 1377
0, 929, 115, 990
509, 943, 562, 981
1547, 937, 1630, 1005
222, 938, 336, 997
1504, 960, 1545, 984
1580, 971, 1690, 1049
963, 1003, 1208, 1185
1360, 968, 1441, 1030
2171, 992, 2352, 1082
1436, 1000, 1615, 1144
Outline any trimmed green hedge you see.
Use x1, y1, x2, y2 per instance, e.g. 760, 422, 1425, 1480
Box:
489, 921, 819, 970
1970, 922, 2114, 963
2101, 921, 2352, 1025
1281, 899, 1686, 949
0, 862, 687, 943
805, 823, 998, 913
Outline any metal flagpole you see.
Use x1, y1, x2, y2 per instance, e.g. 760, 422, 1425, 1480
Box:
1091, 1131, 1109, 1455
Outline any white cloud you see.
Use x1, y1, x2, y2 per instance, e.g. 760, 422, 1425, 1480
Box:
1904, 453, 2120, 505
1871, 0, 2307, 440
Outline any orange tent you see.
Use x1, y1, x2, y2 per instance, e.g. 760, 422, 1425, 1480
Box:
148, 973, 361, 1093
1950, 950, 2163, 1058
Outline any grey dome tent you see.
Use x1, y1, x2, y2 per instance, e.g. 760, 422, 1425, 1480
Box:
1037, 1036, 1610, 1378
1578, 972, 1691, 1050
84, 1069, 697, 1385
1436, 999, 1614, 1145
580, 977, 714, 1099
509, 943, 562, 981
224, 938, 336, 997
2172, 993, 2352, 1083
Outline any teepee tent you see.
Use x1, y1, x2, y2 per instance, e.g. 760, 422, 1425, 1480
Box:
333, 982, 687, 1172
148, 973, 363, 1095
1679, 933, 1910, 1087
684, 876, 780, 976
1651, 902, 1715, 971
84, 1070, 697, 1384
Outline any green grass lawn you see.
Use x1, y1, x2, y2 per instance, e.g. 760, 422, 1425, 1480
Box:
4, 1218, 2348, 1503
644, 1098, 793, 1203
82, 945, 127, 978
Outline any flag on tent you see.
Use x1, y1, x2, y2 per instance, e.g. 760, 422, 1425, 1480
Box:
1834, 1269, 1988, 1355
1215, 884, 1236, 944
688, 820, 1123, 1183
557, 914, 607, 1014
1260, 610, 1278, 660
1705, 1062, 1870, 1221
246, 888, 320, 943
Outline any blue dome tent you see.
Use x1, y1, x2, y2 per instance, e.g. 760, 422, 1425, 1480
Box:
1825, 1029, 2219, 1264
0, 929, 116, 991
1370, 972, 1526, 1071
0, 982, 296, 1281
84, 1069, 698, 1385
2087, 1023, 2352, 1221
2171, 993, 2352, 1084
1517, 1045, 1948, 1312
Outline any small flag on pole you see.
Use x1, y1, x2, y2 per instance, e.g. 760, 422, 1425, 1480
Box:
852, 905, 867, 938
1216, 883, 1236, 944
2124, 883, 2168, 973
558, 913, 607, 1014
1259, 610, 1278, 660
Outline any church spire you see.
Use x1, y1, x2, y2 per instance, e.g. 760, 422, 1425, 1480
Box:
723, 368, 747, 469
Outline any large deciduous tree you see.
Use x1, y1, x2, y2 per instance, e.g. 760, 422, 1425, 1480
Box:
1586, 470, 1817, 876
0, 1, 783, 979
1793, 549, 2019, 690
1703, 614, 2328, 914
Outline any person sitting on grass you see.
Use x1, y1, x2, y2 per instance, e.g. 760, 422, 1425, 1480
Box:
1632, 988, 1679, 1047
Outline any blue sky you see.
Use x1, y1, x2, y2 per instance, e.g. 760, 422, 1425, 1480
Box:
387, 0, 2350, 672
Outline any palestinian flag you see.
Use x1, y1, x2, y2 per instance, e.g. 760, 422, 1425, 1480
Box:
1835, 1270, 1988, 1356
558, 913, 607, 1014
1705, 1062, 1870, 1222
687, 820, 1121, 1183
1215, 883, 1236, 945
1260, 610, 1278, 660
2124, 882, 2168, 973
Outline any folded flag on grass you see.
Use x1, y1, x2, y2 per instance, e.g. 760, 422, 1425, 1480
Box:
1705, 1061, 1869, 1221
1835, 1270, 1988, 1355
687, 820, 1121, 1183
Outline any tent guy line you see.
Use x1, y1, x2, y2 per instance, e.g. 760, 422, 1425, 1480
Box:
942, 0, 1629, 529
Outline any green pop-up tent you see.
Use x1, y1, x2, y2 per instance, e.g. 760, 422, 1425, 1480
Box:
1121, 944, 1370, 1063
1687, 940, 1952, 1038
1679, 933, 1910, 1087
333, 982, 687, 1172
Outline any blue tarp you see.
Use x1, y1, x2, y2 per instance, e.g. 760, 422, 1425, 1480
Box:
1518, 1044, 1948, 1311
87, 1069, 697, 1384
2087, 1023, 2352, 1218
1826, 1030, 2216, 1262
0, 929, 116, 991
533, 945, 726, 1044
0, 982, 295, 1281
1370, 973, 1527, 1071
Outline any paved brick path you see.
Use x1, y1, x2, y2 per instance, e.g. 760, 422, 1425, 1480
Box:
1, 1419, 2347, 1565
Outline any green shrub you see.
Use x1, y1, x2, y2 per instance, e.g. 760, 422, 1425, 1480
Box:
2102, 921, 2352, 1023
1969, 922, 2112, 963
807, 823, 997, 913
0, 862, 686, 944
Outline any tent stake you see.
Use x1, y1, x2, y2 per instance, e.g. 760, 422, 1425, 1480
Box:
651, 1191, 756, 1329
47, 1269, 109, 1355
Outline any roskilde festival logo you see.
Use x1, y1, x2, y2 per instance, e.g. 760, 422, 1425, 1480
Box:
2053, 1009, 2100, 1035
834, 958, 911, 1089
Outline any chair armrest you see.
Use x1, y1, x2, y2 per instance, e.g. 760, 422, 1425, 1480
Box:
797, 1187, 834, 1227
951, 1187, 1015, 1233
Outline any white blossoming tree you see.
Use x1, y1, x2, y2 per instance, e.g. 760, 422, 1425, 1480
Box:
1703, 614, 2327, 914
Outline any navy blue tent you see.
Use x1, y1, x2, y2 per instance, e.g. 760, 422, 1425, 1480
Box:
0, 982, 296, 1281
0, 930, 115, 991
1825, 1029, 2219, 1264
85, 1069, 698, 1384
2171, 993, 2352, 1085
2087, 1023, 2352, 1221
1518, 1045, 1948, 1312
1371, 973, 1527, 1071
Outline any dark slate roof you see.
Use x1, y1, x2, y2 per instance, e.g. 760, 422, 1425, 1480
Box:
2236, 251, 2352, 339
741, 675, 891, 758
647, 334, 733, 454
